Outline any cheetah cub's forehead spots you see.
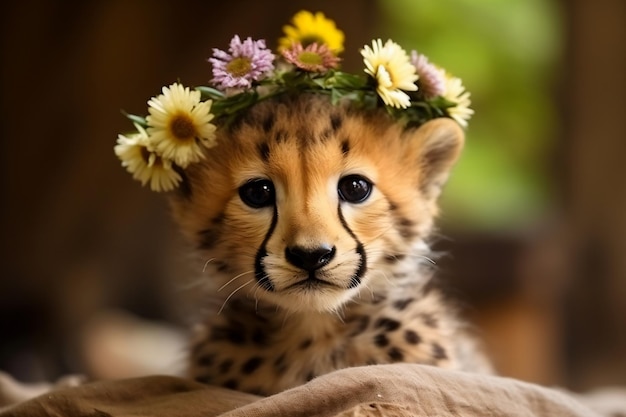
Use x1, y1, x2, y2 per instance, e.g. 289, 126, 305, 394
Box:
170, 93, 464, 313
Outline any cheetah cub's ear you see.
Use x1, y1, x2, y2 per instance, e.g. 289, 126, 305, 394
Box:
410, 118, 465, 201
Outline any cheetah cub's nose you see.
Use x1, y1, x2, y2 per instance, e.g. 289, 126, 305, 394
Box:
285, 245, 336, 271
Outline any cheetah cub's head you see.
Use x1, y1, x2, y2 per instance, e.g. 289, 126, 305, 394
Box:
170, 94, 464, 313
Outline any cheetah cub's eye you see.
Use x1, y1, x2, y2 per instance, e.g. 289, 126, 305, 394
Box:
338, 175, 372, 204
239, 179, 275, 208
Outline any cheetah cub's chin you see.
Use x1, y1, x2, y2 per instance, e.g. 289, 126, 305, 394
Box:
170, 94, 491, 395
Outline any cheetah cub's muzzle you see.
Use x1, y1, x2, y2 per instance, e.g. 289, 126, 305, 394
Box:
246, 171, 370, 312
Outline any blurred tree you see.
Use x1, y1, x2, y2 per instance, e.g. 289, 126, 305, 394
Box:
377, 0, 564, 231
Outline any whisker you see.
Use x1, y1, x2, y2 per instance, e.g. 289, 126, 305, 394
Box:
418, 255, 436, 265
245, 282, 265, 313
379, 269, 396, 286
366, 248, 438, 266
218, 280, 254, 315
218, 270, 254, 292
352, 277, 375, 302
333, 303, 346, 322
202, 258, 217, 273
252, 280, 265, 301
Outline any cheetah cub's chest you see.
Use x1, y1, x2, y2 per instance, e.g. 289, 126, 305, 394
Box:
170, 94, 490, 395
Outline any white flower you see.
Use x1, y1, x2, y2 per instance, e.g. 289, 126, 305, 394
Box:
361, 39, 418, 109
442, 74, 473, 127
146, 83, 217, 168
114, 125, 182, 192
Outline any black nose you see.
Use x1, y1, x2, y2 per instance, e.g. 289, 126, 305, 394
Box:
285, 245, 336, 271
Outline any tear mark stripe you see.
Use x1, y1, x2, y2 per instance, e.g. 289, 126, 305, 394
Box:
254, 205, 278, 291
337, 203, 367, 288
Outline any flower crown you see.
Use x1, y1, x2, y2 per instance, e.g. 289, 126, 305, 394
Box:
115, 10, 473, 192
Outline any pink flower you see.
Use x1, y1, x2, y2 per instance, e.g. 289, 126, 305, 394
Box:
281, 42, 340, 73
410, 51, 445, 99
209, 35, 275, 89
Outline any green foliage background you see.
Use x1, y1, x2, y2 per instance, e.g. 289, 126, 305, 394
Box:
377, 0, 563, 231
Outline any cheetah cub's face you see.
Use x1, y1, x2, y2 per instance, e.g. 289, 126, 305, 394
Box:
170, 94, 463, 313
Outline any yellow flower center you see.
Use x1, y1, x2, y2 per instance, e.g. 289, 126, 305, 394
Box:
226, 57, 252, 77
170, 114, 196, 142
298, 51, 323, 66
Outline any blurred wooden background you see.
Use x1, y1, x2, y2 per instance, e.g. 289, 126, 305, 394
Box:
1, 0, 624, 391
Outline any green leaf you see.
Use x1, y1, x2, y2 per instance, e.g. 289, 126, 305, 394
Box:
196, 86, 225, 100
427, 96, 456, 109
122, 112, 148, 127
330, 88, 342, 105
331, 72, 369, 89
280, 70, 308, 87
211, 91, 259, 117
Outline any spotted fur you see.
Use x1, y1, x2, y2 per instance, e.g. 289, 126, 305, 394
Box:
170, 93, 491, 395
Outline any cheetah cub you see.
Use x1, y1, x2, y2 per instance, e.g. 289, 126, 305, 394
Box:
170, 93, 491, 395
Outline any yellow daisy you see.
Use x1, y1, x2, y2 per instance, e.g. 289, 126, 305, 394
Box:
442, 73, 474, 127
114, 125, 182, 192
361, 39, 418, 109
279, 10, 344, 54
146, 83, 217, 168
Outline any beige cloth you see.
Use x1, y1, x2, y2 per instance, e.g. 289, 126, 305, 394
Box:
2, 364, 626, 417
